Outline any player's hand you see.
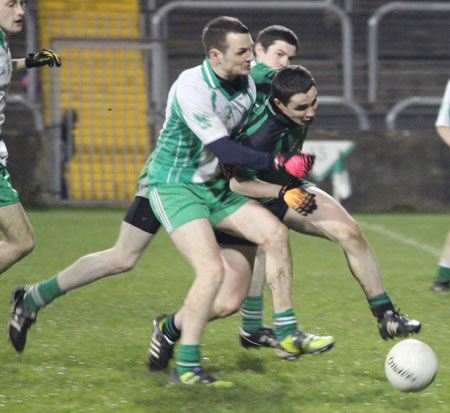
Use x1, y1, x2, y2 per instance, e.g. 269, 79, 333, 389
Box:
274, 150, 315, 179
25, 49, 62, 68
279, 184, 317, 216
219, 162, 239, 179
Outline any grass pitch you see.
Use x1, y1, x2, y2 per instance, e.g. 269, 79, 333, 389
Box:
0, 208, 448, 412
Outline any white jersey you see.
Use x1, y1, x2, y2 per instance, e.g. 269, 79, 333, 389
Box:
0, 31, 13, 166
436, 79, 450, 128
143, 59, 256, 185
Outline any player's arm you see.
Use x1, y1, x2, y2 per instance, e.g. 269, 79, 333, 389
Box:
230, 176, 280, 198
230, 176, 316, 216
12, 49, 62, 72
436, 126, 450, 148
177, 81, 314, 178
11, 58, 26, 71
208, 136, 315, 178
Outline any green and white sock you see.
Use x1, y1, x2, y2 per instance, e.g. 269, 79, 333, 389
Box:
162, 313, 181, 342
273, 309, 297, 342
176, 344, 201, 376
368, 292, 394, 320
25, 275, 65, 313
241, 295, 264, 333
436, 258, 450, 281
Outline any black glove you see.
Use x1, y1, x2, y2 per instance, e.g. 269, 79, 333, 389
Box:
279, 184, 317, 216
25, 48, 62, 68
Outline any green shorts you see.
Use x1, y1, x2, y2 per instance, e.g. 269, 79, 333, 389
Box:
149, 178, 250, 233
0, 164, 19, 206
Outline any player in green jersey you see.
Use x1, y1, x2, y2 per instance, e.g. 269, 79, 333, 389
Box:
251, 25, 299, 106
0, 0, 60, 276
228, 65, 421, 348
237, 25, 302, 349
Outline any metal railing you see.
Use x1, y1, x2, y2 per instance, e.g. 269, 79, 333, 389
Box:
149, 0, 369, 130
367, 1, 450, 103
385, 96, 442, 131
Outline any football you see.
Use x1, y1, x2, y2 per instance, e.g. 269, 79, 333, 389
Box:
385, 339, 438, 392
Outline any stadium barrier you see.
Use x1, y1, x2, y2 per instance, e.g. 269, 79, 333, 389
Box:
367, 2, 450, 130
149, 0, 369, 131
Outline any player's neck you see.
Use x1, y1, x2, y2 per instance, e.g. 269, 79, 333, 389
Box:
0, 29, 9, 46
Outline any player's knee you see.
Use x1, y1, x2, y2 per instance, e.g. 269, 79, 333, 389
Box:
111, 252, 138, 273
19, 231, 36, 257
214, 299, 241, 319
335, 219, 364, 247
261, 222, 289, 250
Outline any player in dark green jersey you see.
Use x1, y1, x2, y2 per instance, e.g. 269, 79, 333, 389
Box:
231, 65, 421, 350
251, 25, 299, 106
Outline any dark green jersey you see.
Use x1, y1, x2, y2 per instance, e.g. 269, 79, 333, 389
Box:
250, 62, 277, 106
233, 98, 308, 186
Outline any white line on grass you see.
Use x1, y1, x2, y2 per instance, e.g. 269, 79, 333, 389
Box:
359, 221, 441, 257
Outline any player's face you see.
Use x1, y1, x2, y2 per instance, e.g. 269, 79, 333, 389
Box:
213, 32, 254, 79
0, 0, 25, 36
255, 40, 297, 69
275, 86, 318, 127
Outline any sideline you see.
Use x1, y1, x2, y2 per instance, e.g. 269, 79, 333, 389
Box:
359, 222, 441, 257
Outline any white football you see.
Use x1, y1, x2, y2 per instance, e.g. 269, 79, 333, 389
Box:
385, 339, 438, 392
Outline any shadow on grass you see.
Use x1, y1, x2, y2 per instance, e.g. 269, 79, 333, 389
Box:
235, 354, 267, 373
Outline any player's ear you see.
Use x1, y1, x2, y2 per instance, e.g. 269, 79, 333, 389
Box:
273, 97, 284, 111
208, 47, 222, 64
254, 42, 265, 59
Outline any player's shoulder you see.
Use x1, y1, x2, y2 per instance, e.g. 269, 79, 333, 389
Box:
176, 64, 211, 95
251, 63, 277, 84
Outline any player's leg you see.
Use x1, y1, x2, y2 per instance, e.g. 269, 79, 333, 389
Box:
147, 183, 234, 386
165, 219, 233, 385
0, 202, 35, 275
283, 186, 420, 339
8, 196, 158, 352
432, 229, 450, 292
147, 240, 256, 372
211, 243, 256, 319
215, 200, 335, 359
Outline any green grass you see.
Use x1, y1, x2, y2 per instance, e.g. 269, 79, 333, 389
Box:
0, 208, 449, 412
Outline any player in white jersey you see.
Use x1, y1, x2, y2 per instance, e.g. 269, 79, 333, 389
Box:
0, 0, 60, 276
432, 79, 450, 292
145, 16, 331, 386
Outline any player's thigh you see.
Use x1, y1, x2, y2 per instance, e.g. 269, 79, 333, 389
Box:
116, 196, 160, 255
283, 186, 357, 241
0, 202, 34, 242
114, 221, 154, 257
170, 218, 223, 271
215, 199, 288, 246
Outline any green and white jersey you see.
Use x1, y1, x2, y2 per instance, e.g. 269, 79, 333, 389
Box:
250, 61, 277, 107
0, 30, 12, 167
436, 79, 450, 128
138, 59, 256, 190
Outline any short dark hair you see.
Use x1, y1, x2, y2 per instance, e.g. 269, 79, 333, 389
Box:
256, 25, 299, 52
202, 16, 250, 55
271, 65, 316, 105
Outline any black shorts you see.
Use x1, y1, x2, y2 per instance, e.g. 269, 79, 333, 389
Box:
214, 180, 313, 246
123, 196, 161, 235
